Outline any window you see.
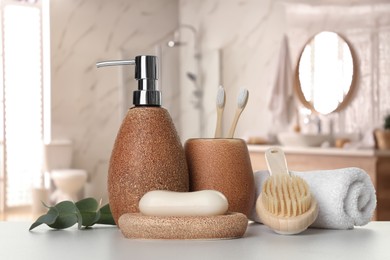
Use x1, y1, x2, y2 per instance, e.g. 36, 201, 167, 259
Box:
0, 0, 50, 211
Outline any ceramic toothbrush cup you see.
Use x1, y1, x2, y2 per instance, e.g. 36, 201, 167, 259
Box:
184, 138, 255, 217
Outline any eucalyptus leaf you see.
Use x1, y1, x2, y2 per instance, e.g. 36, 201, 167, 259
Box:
97, 204, 116, 225
48, 201, 82, 230
29, 207, 59, 231
29, 198, 116, 231
75, 198, 101, 228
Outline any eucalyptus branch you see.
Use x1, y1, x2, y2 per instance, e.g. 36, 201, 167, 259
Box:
29, 198, 115, 231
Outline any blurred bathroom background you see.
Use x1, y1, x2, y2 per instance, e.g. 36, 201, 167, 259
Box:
1, 0, 390, 219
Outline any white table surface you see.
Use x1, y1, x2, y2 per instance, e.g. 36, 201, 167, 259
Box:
1, 221, 390, 260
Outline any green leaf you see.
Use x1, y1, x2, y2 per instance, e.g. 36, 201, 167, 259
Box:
97, 204, 116, 225
29, 207, 59, 231
75, 198, 101, 228
48, 201, 82, 230
29, 199, 116, 231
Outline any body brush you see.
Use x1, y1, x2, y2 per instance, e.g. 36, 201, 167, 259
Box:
256, 147, 318, 234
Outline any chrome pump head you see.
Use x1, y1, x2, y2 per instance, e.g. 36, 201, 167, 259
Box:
96, 55, 161, 106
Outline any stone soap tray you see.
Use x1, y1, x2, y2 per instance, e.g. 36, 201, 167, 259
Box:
118, 212, 248, 240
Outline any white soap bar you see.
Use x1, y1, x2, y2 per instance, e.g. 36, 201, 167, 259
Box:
139, 190, 229, 217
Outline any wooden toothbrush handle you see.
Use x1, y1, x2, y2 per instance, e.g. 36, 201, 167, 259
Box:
214, 109, 223, 138
264, 147, 289, 176
227, 109, 242, 138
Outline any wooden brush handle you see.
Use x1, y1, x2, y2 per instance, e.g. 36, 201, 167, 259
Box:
264, 147, 289, 176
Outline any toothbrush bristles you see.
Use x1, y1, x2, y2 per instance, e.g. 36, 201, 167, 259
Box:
237, 89, 249, 108
216, 85, 226, 108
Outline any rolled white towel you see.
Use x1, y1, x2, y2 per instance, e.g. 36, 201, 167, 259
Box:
250, 167, 377, 229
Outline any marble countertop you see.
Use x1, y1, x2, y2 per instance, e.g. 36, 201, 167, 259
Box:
1, 221, 390, 260
248, 144, 390, 157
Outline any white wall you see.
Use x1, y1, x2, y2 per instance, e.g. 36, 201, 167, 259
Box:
178, 0, 286, 140
285, 3, 390, 135
50, 0, 179, 202
50, 0, 390, 201
178, 0, 390, 141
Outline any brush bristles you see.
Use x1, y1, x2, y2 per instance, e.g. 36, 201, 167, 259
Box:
216, 86, 226, 108
237, 89, 249, 108
262, 175, 312, 217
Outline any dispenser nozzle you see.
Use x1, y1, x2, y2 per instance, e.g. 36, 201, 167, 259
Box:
96, 60, 135, 68
96, 55, 161, 106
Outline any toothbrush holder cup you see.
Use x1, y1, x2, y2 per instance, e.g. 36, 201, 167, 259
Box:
184, 138, 255, 218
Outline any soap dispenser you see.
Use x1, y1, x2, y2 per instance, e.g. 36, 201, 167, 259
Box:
97, 55, 189, 224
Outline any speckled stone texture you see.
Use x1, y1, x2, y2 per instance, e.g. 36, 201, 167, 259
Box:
118, 212, 248, 240
184, 138, 255, 218
108, 107, 189, 224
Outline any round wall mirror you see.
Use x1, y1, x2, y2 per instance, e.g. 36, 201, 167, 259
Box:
295, 31, 357, 114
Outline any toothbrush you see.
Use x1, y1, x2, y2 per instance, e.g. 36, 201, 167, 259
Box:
227, 88, 249, 138
214, 85, 226, 138
256, 147, 318, 235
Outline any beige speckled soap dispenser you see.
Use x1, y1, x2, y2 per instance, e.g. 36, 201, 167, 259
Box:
97, 56, 189, 224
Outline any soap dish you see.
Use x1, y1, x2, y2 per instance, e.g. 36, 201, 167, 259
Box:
118, 212, 248, 240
